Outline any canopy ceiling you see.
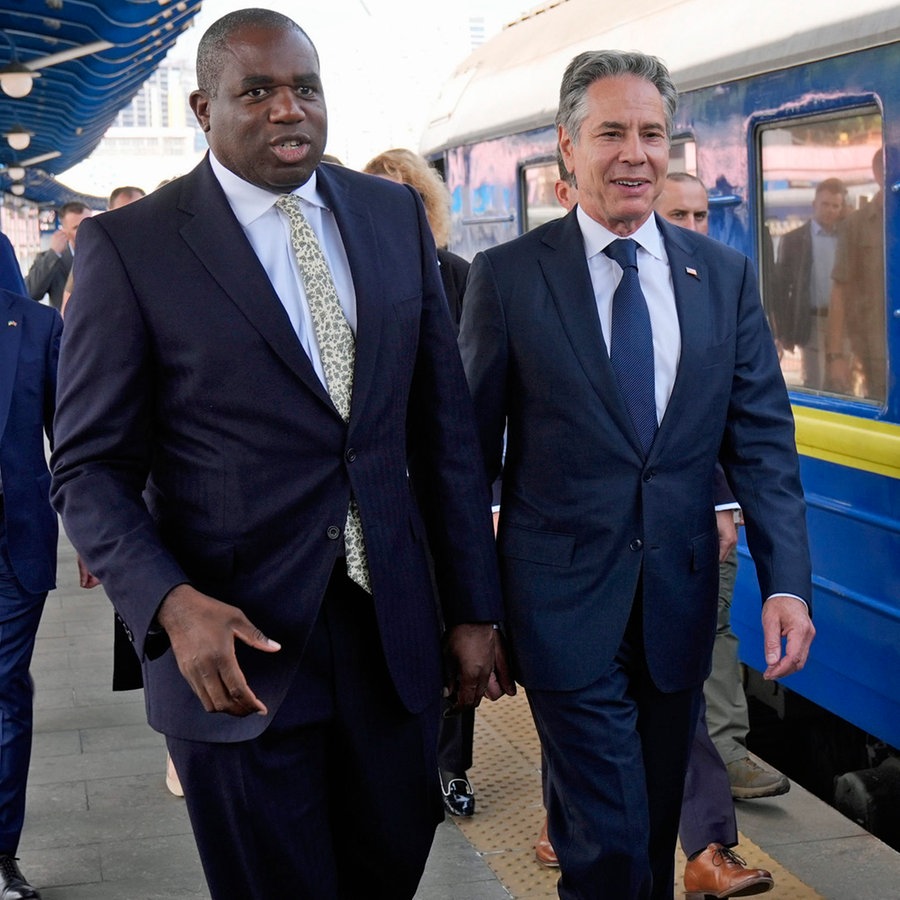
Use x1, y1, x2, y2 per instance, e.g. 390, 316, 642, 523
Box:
1, 0, 203, 208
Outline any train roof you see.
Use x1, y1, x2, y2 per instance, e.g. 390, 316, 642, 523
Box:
420, 0, 900, 154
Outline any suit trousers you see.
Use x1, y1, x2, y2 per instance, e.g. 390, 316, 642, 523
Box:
678, 696, 738, 858
0, 516, 47, 854
527, 598, 702, 900
167, 561, 443, 900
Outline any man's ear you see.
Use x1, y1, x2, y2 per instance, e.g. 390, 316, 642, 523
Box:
190, 90, 211, 133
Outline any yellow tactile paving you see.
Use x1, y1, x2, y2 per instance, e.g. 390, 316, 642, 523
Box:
452, 690, 824, 899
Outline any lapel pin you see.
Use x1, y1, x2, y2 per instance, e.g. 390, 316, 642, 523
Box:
7, 320, 18, 327
685, 266, 699, 279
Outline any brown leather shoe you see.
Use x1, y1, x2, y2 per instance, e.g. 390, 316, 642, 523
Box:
684, 843, 774, 898
534, 815, 559, 867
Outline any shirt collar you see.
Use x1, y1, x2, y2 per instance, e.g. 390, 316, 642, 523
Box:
811, 219, 837, 238
208, 151, 328, 227
576, 205, 664, 262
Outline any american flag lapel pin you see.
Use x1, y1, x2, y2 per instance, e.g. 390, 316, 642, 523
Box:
685, 266, 699, 279
7, 320, 17, 327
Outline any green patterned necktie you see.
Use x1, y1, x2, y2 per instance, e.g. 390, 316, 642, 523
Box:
276, 194, 371, 594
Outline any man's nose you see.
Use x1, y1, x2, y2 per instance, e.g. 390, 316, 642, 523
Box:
270, 88, 306, 121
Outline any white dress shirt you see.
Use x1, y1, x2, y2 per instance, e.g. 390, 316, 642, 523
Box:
209, 153, 357, 389
578, 208, 681, 426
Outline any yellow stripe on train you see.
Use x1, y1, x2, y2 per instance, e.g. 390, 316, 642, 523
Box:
793, 406, 900, 480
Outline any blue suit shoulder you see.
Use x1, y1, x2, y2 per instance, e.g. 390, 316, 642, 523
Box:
1, 287, 62, 331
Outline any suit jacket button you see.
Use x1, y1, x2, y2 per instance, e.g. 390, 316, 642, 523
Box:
643, 470, 655, 482
629, 539, 643, 551
345, 448, 357, 463
326, 525, 341, 540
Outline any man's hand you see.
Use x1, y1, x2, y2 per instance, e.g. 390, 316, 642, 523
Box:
49, 230, 68, 255
715, 509, 738, 562
76, 555, 101, 589
761, 594, 815, 681
157, 584, 281, 717
443, 622, 516, 715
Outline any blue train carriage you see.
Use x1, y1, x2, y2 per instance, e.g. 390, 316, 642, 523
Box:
422, 0, 900, 843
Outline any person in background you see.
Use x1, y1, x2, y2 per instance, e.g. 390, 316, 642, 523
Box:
826, 148, 886, 400
773, 178, 846, 390
460, 50, 814, 899
24, 202, 92, 311
0, 238, 63, 899
62, 187, 147, 314
363, 147, 478, 816
50, 9, 511, 899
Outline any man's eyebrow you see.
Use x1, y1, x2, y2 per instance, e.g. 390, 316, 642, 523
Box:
238, 73, 321, 90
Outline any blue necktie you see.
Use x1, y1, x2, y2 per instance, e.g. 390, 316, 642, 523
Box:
604, 238, 657, 456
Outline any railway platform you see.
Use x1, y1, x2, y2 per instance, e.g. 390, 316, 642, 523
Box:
19, 530, 900, 898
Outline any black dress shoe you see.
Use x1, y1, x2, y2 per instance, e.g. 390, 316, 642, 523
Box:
439, 769, 475, 817
0, 855, 41, 900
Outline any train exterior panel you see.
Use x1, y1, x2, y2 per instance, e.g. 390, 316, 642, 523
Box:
424, 0, 900, 793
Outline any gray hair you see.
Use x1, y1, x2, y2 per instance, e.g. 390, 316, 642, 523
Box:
556, 50, 677, 144
196, 8, 317, 97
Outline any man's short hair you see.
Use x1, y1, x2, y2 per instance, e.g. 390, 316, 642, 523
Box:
556, 50, 677, 145
58, 201, 90, 219
196, 8, 317, 97
814, 177, 846, 198
665, 171, 705, 188
108, 186, 146, 208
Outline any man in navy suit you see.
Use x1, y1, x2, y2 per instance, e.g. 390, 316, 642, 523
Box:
51, 10, 509, 899
0, 257, 62, 899
459, 51, 815, 899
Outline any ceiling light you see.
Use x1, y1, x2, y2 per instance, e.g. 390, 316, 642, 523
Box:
9, 183, 25, 195
5, 124, 32, 151
6, 166, 25, 181
0, 62, 38, 99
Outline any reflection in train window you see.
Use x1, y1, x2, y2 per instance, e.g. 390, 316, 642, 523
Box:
521, 160, 561, 232
759, 110, 885, 404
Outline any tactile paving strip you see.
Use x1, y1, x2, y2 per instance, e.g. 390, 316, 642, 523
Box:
452, 690, 824, 899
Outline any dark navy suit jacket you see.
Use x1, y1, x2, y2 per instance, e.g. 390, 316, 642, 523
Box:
0, 288, 61, 596
51, 157, 501, 742
459, 210, 811, 694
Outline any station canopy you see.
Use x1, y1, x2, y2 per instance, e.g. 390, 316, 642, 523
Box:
0, 0, 202, 208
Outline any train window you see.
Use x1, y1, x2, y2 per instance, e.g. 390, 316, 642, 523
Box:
759, 111, 885, 404
521, 161, 564, 232
669, 139, 698, 175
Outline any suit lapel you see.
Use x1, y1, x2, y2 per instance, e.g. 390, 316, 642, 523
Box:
177, 158, 333, 411
539, 211, 638, 449
655, 216, 712, 454
0, 290, 23, 442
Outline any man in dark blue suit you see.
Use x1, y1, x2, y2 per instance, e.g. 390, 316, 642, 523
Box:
459, 51, 815, 899
50, 10, 510, 900
0, 261, 62, 900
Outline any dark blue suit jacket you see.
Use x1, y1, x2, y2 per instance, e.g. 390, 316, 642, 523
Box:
459, 210, 811, 694
51, 157, 501, 742
0, 288, 61, 596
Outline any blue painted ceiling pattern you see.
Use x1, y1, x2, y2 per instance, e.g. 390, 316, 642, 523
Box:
1, 0, 202, 207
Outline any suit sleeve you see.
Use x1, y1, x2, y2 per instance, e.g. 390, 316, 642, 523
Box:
25, 250, 64, 302
718, 255, 812, 608
50, 216, 187, 653
43, 308, 62, 447
457, 251, 509, 491
404, 194, 502, 627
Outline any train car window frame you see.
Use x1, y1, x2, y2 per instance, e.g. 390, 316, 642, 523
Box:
753, 104, 886, 408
